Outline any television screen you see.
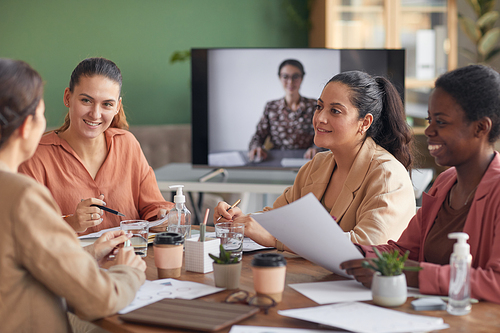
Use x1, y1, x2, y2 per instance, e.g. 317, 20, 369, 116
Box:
191, 48, 405, 170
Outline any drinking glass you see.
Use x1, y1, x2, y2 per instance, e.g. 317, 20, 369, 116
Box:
120, 220, 149, 257
215, 222, 245, 261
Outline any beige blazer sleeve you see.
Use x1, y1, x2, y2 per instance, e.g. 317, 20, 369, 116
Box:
13, 181, 145, 320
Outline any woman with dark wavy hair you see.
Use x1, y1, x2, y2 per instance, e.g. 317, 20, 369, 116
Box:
216, 70, 416, 250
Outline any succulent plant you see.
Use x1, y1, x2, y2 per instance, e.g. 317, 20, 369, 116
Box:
362, 248, 422, 277
209, 244, 239, 264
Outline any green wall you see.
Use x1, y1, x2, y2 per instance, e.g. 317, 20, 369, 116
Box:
0, 0, 308, 127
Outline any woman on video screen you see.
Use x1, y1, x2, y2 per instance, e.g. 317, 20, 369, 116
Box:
248, 59, 318, 162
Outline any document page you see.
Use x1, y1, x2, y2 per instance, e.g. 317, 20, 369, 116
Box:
251, 193, 363, 277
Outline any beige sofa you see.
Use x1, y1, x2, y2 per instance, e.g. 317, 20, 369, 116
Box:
129, 124, 191, 169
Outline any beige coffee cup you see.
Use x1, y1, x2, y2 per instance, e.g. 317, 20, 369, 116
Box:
251, 253, 287, 303
153, 232, 184, 278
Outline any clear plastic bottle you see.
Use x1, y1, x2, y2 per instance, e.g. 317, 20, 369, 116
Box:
447, 232, 472, 316
167, 185, 192, 239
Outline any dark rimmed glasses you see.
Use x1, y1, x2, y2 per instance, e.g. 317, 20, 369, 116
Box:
224, 290, 277, 314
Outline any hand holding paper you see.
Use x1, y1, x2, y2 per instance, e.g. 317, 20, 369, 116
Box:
251, 193, 363, 277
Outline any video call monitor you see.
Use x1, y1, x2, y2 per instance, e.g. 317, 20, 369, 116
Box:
191, 48, 405, 171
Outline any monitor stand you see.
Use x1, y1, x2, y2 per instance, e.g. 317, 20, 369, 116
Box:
198, 168, 228, 182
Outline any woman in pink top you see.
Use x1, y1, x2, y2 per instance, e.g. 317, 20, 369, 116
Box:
20, 58, 173, 235
342, 64, 500, 303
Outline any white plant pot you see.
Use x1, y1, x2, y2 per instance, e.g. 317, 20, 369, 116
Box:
371, 272, 407, 307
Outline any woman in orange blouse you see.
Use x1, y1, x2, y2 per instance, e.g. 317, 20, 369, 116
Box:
20, 57, 173, 234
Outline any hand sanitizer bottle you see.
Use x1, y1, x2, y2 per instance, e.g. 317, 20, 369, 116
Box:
167, 185, 192, 239
447, 232, 472, 315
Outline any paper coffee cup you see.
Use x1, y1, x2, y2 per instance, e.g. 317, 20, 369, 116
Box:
153, 232, 184, 278
251, 253, 287, 302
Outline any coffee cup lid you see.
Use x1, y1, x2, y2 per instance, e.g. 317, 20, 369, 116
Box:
251, 253, 286, 267
154, 232, 184, 245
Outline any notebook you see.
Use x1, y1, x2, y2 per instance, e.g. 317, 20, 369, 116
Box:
119, 298, 259, 332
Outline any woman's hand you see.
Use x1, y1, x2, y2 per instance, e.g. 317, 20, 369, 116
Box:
87, 230, 132, 266
66, 194, 105, 233
149, 208, 169, 233
213, 201, 244, 223
340, 259, 375, 288
340, 258, 421, 289
303, 147, 318, 159
233, 214, 275, 247
115, 246, 147, 272
248, 147, 268, 163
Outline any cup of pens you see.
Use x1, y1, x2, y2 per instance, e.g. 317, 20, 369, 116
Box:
185, 209, 221, 273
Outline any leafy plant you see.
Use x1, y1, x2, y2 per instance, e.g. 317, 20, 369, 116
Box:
459, 0, 500, 63
169, 50, 191, 64
209, 244, 239, 264
362, 248, 422, 277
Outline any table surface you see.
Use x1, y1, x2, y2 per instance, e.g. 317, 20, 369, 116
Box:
95, 229, 500, 333
154, 163, 297, 195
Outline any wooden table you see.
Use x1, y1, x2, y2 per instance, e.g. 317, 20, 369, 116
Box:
95, 243, 500, 332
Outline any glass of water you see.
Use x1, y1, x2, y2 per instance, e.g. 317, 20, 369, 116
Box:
215, 222, 245, 261
120, 220, 149, 257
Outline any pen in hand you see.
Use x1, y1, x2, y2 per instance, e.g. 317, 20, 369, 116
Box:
90, 204, 126, 217
216, 199, 241, 222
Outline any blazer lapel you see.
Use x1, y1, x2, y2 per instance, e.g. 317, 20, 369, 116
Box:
331, 138, 375, 222
300, 152, 336, 204
463, 152, 500, 263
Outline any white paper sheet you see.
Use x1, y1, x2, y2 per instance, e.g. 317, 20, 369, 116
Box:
289, 280, 372, 304
251, 193, 363, 277
229, 325, 342, 333
278, 302, 449, 333
118, 279, 224, 314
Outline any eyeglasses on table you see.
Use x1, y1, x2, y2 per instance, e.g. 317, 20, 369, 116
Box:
224, 290, 277, 314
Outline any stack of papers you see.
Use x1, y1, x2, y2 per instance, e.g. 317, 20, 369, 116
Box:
279, 302, 449, 333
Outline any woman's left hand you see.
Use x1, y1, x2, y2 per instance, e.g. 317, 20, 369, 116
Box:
233, 214, 275, 247
89, 230, 132, 266
340, 259, 375, 288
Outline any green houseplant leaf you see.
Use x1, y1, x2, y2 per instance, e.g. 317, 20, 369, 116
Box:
209, 244, 239, 264
362, 248, 422, 277
459, 14, 482, 43
485, 46, 500, 61
477, 11, 499, 30
478, 27, 500, 55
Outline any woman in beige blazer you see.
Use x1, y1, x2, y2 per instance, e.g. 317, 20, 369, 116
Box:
0, 58, 146, 332
215, 71, 416, 250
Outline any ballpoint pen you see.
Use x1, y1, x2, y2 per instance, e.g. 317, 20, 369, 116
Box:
90, 204, 126, 217
216, 199, 241, 222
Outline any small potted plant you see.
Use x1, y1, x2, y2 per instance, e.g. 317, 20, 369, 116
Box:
209, 245, 242, 289
362, 248, 422, 307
